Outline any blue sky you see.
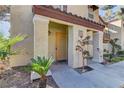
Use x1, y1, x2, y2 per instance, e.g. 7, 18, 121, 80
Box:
99, 5, 120, 17
0, 21, 10, 38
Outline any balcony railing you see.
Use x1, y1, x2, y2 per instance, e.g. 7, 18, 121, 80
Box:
103, 33, 110, 43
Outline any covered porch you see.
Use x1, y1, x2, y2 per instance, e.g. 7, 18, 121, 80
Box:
33, 14, 104, 68
31, 5, 105, 80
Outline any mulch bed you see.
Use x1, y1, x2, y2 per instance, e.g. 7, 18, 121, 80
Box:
0, 66, 59, 88
74, 66, 93, 74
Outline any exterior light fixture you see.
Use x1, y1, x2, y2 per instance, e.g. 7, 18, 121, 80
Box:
48, 30, 51, 36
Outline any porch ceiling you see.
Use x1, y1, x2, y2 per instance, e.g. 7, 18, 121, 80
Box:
33, 5, 105, 31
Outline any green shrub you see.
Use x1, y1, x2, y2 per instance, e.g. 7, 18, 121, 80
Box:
117, 50, 124, 56
103, 54, 111, 57
103, 53, 113, 61
111, 57, 124, 62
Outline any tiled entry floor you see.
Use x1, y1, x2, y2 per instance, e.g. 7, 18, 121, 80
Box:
51, 61, 124, 88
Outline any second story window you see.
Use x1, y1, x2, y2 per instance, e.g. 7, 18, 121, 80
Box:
88, 7, 94, 20
53, 5, 67, 12
88, 13, 94, 19
88, 5, 95, 20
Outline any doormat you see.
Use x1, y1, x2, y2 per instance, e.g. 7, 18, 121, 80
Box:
53, 61, 68, 65
74, 66, 93, 74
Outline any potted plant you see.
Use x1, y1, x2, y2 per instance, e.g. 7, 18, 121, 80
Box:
31, 56, 54, 88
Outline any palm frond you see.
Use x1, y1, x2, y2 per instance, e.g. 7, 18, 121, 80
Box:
7, 35, 26, 46
0, 34, 26, 62
31, 56, 54, 76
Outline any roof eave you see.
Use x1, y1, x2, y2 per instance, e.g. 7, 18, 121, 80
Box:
33, 5, 105, 31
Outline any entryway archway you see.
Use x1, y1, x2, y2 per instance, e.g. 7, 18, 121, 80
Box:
48, 22, 68, 63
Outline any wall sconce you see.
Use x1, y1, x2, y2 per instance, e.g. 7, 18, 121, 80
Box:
48, 30, 51, 36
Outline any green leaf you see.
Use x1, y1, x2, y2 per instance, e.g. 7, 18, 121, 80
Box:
31, 56, 54, 76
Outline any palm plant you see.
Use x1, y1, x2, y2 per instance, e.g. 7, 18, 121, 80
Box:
31, 56, 54, 88
109, 38, 121, 56
0, 34, 26, 64
76, 36, 90, 72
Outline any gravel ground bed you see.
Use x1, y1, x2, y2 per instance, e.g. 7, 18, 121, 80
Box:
0, 66, 59, 88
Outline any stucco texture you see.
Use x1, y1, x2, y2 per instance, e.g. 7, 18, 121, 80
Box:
10, 6, 34, 67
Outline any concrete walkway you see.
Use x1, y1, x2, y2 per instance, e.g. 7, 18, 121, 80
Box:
51, 61, 124, 88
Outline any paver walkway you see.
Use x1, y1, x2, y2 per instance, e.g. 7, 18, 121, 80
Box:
51, 61, 124, 88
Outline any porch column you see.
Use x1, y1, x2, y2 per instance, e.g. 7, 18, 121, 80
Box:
92, 31, 103, 63
68, 26, 86, 68
33, 15, 49, 57
31, 15, 49, 80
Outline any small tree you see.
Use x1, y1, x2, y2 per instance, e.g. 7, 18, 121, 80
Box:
76, 36, 90, 72
109, 38, 121, 56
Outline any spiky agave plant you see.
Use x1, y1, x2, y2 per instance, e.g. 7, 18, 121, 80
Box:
31, 56, 54, 88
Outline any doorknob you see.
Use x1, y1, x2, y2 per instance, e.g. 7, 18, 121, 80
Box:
56, 48, 57, 50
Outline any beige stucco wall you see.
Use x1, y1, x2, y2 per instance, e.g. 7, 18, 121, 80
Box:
110, 20, 121, 46
10, 5, 34, 67
92, 31, 103, 62
48, 22, 68, 60
87, 31, 93, 57
52, 5, 99, 22
67, 5, 88, 18
68, 25, 88, 68
34, 15, 49, 58
110, 20, 121, 27
94, 9, 99, 22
